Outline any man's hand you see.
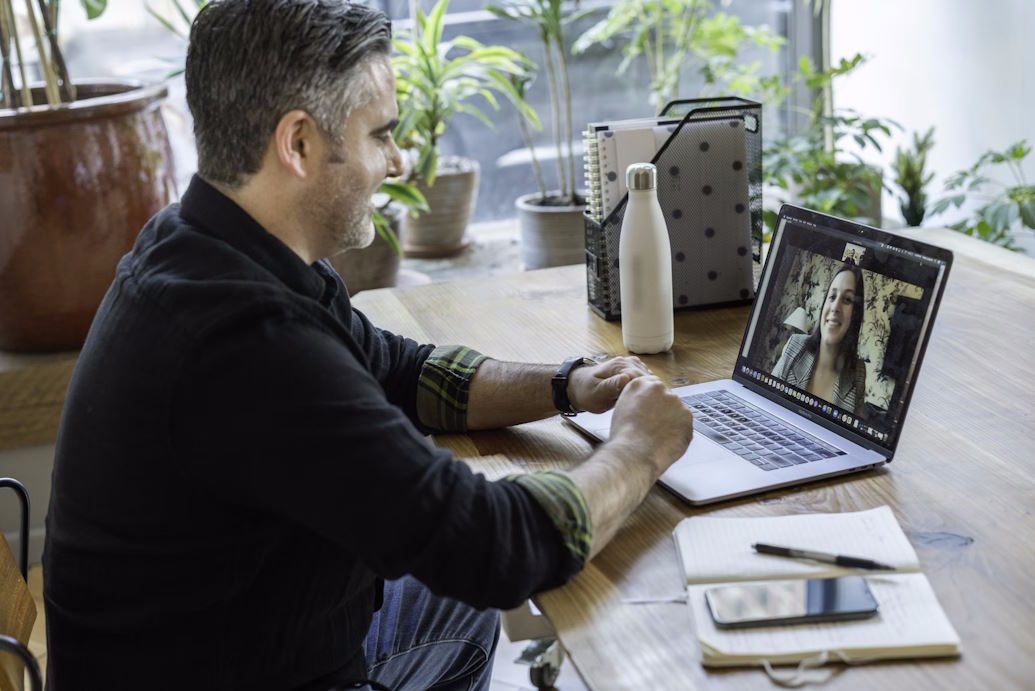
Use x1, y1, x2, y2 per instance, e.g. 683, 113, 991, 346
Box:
608, 375, 694, 476
565, 374, 694, 559
568, 356, 651, 413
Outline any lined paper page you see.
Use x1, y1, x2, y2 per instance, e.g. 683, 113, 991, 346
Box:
690, 573, 961, 665
674, 507, 920, 584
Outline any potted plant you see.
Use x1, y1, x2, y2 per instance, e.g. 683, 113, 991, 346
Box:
486, 0, 594, 270
763, 54, 898, 232
571, 0, 785, 111
393, 0, 534, 258
0, 0, 176, 352
930, 140, 1035, 251
892, 127, 935, 227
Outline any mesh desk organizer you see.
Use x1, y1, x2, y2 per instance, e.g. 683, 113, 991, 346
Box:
583, 97, 763, 320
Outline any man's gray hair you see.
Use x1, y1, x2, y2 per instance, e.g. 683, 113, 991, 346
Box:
185, 0, 392, 187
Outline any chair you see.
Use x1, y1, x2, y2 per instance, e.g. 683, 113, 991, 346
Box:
0, 478, 41, 691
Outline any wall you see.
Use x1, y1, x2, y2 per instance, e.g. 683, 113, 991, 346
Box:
830, 0, 1034, 229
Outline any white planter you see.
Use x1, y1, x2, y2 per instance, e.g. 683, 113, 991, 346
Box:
516, 191, 587, 270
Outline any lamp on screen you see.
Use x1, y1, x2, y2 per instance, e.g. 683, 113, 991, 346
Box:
783, 307, 810, 334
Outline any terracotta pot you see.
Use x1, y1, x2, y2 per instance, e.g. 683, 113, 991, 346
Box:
404, 156, 478, 258
0, 80, 176, 352
329, 203, 406, 295
516, 191, 587, 270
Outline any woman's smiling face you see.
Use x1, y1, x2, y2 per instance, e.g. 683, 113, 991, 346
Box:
821, 269, 857, 346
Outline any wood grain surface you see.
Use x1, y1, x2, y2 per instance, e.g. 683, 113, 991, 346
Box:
353, 229, 1035, 690
0, 533, 35, 691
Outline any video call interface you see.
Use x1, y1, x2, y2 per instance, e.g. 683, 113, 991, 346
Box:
738, 218, 947, 447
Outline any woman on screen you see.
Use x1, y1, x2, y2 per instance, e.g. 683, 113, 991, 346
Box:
773, 262, 866, 416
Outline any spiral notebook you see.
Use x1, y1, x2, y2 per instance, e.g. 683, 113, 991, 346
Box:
583, 116, 680, 222
674, 507, 961, 667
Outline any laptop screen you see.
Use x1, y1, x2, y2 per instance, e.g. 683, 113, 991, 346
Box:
735, 206, 952, 452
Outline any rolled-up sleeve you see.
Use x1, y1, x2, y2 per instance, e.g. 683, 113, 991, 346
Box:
416, 345, 488, 432
507, 471, 591, 567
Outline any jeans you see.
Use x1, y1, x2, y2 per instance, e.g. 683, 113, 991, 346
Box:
358, 575, 501, 691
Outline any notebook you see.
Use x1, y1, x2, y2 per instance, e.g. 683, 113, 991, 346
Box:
673, 507, 961, 666
568, 205, 954, 504
583, 116, 680, 222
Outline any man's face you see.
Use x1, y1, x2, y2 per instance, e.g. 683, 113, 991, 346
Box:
308, 56, 403, 257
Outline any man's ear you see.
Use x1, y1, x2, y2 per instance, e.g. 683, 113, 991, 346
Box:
272, 109, 319, 179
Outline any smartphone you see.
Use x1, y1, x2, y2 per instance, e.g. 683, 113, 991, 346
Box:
704, 576, 879, 629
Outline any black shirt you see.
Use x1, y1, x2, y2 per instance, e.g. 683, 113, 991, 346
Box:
43, 176, 578, 690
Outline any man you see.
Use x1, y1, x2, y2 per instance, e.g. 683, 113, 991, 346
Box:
42, 0, 693, 688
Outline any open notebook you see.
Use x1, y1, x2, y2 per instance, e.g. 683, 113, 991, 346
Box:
674, 507, 961, 666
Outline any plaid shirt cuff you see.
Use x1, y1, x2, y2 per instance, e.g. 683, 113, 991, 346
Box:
507, 471, 592, 566
417, 345, 489, 432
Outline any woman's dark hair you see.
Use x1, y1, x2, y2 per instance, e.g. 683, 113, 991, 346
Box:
794, 260, 866, 376
185, 0, 392, 187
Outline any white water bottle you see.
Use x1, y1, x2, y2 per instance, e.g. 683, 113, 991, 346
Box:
619, 163, 673, 354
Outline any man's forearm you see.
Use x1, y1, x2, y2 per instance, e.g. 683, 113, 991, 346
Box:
564, 438, 656, 560
465, 359, 557, 430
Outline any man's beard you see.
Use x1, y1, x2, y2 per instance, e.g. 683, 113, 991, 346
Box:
308, 185, 375, 259
335, 200, 375, 252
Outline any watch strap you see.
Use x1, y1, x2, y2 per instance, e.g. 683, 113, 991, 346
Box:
552, 356, 593, 416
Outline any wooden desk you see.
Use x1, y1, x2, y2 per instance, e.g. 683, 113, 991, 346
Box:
353, 228, 1035, 690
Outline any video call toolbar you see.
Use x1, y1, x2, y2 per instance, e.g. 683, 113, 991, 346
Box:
739, 364, 889, 443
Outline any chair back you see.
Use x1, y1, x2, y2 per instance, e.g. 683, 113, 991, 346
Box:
0, 532, 35, 691
0, 478, 38, 691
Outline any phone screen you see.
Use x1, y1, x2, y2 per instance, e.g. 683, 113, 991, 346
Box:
705, 576, 879, 628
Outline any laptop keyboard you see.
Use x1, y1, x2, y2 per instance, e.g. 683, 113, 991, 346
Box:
681, 391, 844, 471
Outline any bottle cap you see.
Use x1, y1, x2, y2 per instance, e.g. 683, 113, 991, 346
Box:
626, 163, 657, 191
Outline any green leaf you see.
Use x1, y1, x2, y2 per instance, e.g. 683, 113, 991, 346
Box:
456, 102, 496, 130
81, 0, 107, 20
424, 0, 449, 56
1007, 140, 1031, 160
172, 0, 196, 31
763, 208, 780, 235
984, 200, 1019, 233
371, 211, 402, 256
1019, 201, 1035, 230
380, 180, 429, 213
146, 3, 185, 37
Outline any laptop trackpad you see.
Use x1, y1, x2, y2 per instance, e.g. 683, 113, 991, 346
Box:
659, 436, 749, 503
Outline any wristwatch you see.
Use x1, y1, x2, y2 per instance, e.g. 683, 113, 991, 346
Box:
552, 356, 594, 416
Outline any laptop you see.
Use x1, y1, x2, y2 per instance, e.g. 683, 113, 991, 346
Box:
568, 204, 953, 504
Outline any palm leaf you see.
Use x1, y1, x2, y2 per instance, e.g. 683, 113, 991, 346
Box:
424, 0, 449, 57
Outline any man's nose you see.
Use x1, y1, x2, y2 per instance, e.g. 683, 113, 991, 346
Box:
386, 140, 404, 178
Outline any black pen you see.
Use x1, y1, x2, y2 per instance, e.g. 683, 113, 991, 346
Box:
752, 542, 896, 571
